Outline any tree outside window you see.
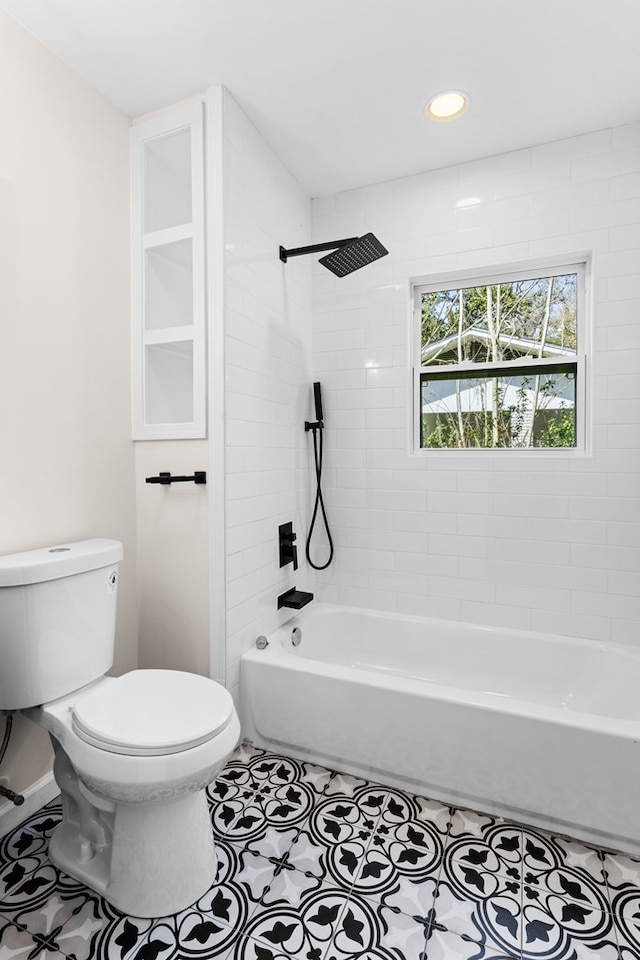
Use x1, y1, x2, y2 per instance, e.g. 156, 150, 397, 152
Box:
417, 268, 582, 450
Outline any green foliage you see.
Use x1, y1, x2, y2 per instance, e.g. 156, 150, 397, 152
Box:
535, 411, 575, 448
421, 274, 577, 363
421, 373, 576, 449
419, 273, 578, 449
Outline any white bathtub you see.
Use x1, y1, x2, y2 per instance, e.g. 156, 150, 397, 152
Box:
240, 602, 640, 854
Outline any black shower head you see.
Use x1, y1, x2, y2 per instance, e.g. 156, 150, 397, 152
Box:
279, 233, 388, 277
318, 233, 388, 277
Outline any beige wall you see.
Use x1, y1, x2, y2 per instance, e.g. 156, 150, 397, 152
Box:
0, 10, 136, 797
131, 98, 211, 680
135, 440, 210, 676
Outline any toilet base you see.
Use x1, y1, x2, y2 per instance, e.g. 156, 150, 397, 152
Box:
48, 743, 218, 917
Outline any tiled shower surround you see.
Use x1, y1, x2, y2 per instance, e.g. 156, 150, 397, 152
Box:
310, 124, 640, 641
222, 118, 640, 703
3, 743, 640, 960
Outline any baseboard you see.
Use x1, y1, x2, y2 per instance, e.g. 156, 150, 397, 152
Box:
0, 772, 59, 838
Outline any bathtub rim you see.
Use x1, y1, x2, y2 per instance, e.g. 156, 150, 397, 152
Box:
243, 601, 640, 736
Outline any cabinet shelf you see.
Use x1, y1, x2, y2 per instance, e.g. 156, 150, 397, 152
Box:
145, 240, 194, 331
132, 102, 206, 440
144, 325, 196, 346
144, 125, 192, 234
143, 224, 193, 250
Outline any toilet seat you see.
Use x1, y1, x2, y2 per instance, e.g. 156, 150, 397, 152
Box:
71, 670, 234, 756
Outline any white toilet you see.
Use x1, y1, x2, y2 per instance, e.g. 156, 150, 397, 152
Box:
0, 538, 240, 918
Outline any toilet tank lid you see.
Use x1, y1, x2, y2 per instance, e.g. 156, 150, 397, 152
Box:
0, 539, 123, 587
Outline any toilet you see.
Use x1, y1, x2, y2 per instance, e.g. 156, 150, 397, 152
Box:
0, 539, 240, 918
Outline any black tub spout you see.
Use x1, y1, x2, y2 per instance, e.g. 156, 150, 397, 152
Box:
277, 588, 314, 610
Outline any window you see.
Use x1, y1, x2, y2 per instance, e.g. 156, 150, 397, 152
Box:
414, 262, 587, 451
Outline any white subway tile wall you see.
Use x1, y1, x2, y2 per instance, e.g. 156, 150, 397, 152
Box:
222, 92, 314, 700
310, 123, 640, 641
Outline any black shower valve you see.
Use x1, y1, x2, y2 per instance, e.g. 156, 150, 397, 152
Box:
278, 522, 298, 571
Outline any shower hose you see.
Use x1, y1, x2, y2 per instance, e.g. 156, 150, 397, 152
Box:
305, 424, 334, 570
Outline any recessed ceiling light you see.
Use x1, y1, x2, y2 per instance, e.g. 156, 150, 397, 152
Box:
426, 91, 469, 122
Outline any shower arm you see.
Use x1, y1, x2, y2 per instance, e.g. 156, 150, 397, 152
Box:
279, 238, 358, 263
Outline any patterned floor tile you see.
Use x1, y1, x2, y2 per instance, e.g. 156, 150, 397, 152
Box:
604, 851, 640, 899
248, 754, 334, 799
521, 829, 607, 887
619, 943, 640, 960
373, 789, 450, 860
438, 830, 615, 960
93, 914, 157, 960
377, 789, 452, 832
279, 785, 392, 890
216, 842, 278, 910
323, 769, 369, 798
211, 759, 322, 849
102, 917, 178, 960
206, 743, 267, 806
19, 808, 63, 842
518, 829, 611, 923
283, 821, 370, 887
214, 794, 302, 862
0, 919, 69, 960
0, 857, 61, 925
0, 822, 50, 865
337, 897, 431, 960
432, 870, 523, 957
208, 770, 260, 807
4, 746, 640, 960
611, 891, 640, 960
243, 886, 350, 959
522, 865, 610, 917
319, 785, 391, 832
425, 926, 520, 959
546, 834, 607, 885
519, 896, 619, 960
348, 791, 447, 918
232, 741, 267, 765
447, 810, 523, 881
12, 889, 93, 944
57, 896, 118, 960
92, 870, 267, 960
353, 851, 439, 920
280, 826, 372, 890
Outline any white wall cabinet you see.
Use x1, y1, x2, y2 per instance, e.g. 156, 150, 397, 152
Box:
131, 103, 206, 439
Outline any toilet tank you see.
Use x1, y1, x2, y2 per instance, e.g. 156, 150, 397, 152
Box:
0, 539, 123, 710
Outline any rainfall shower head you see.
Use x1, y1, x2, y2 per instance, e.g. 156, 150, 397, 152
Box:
319, 234, 388, 277
279, 233, 388, 277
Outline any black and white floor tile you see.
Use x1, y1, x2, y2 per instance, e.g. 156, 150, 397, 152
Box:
2, 742, 640, 959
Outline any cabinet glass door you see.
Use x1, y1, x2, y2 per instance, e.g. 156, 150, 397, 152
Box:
132, 103, 205, 440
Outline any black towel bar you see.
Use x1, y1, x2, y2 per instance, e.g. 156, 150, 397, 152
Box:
145, 471, 207, 485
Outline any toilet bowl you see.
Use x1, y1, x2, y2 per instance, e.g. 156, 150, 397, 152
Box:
0, 539, 241, 918
26, 671, 240, 918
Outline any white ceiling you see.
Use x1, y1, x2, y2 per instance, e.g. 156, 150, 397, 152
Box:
3, 0, 640, 197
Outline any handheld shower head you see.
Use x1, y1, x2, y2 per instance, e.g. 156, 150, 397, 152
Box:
279, 233, 388, 277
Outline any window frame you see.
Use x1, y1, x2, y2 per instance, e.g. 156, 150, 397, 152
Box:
412, 258, 590, 455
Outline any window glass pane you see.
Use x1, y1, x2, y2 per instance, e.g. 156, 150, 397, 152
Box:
420, 367, 576, 449
421, 274, 577, 366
